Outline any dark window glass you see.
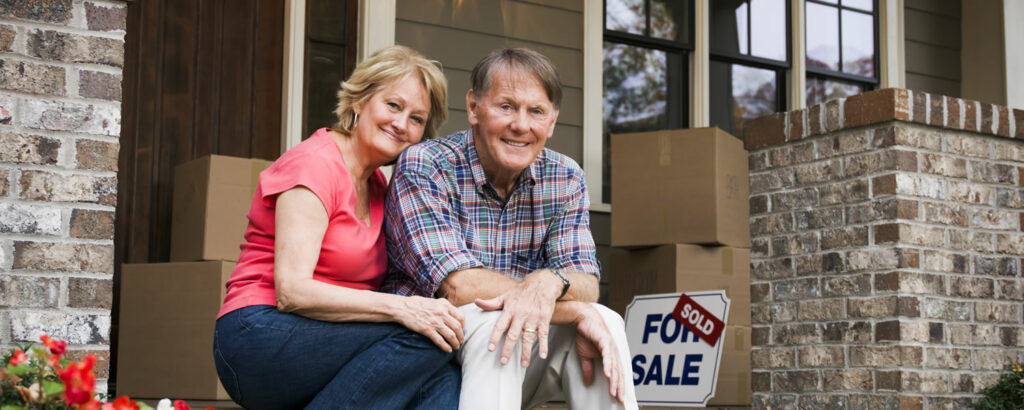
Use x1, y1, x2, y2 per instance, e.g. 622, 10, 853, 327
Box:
806, 2, 839, 70
603, 0, 691, 203
650, 0, 691, 42
711, 0, 786, 61
606, 0, 645, 36
805, 0, 877, 104
710, 61, 779, 136
806, 76, 864, 106
303, 0, 356, 139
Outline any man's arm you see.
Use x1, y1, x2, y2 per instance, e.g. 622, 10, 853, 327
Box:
439, 267, 598, 307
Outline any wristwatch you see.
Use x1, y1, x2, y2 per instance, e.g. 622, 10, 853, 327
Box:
550, 268, 570, 299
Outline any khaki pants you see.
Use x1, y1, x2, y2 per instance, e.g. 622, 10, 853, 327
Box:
456, 303, 639, 410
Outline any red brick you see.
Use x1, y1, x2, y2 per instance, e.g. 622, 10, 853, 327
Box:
912, 91, 927, 124
965, 100, 979, 132
929, 93, 944, 127
945, 96, 961, 129
1015, 108, 1023, 139
808, 104, 824, 135
996, 105, 1010, 137
874, 223, 900, 244
744, 113, 787, 150
788, 108, 805, 140
85, 2, 127, 32
981, 103, 994, 134
873, 174, 897, 197
846, 89, 911, 128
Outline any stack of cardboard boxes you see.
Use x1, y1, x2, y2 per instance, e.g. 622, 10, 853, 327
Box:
118, 155, 272, 400
608, 128, 752, 406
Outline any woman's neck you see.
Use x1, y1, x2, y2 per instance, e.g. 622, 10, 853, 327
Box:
329, 129, 378, 183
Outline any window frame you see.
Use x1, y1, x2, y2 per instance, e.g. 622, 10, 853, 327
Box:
803, 0, 880, 104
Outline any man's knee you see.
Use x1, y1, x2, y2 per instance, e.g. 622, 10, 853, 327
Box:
589, 303, 626, 330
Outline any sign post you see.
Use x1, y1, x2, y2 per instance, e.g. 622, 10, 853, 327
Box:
624, 291, 731, 407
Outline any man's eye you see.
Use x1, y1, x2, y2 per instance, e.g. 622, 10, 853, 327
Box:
500, 104, 512, 111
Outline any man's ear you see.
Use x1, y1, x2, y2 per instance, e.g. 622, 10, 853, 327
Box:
466, 89, 479, 126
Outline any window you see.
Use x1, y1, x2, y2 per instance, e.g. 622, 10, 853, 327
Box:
805, 0, 878, 105
603, 0, 693, 203
303, 0, 358, 138
708, 0, 789, 137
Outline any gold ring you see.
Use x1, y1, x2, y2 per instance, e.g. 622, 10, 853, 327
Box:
523, 328, 537, 334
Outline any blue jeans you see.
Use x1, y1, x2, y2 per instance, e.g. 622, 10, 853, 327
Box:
213, 305, 460, 410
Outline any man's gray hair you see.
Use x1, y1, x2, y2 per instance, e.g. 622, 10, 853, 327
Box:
470, 48, 562, 109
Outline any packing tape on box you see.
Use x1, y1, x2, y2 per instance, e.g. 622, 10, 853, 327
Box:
722, 247, 734, 276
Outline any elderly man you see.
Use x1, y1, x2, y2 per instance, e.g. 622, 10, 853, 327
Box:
384, 48, 638, 409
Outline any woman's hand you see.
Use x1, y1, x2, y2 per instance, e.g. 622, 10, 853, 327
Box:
573, 305, 626, 402
393, 296, 466, 352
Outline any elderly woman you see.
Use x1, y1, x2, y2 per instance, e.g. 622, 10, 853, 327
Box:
213, 45, 461, 409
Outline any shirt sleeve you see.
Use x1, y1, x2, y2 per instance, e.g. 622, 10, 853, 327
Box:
545, 173, 601, 279
384, 152, 482, 297
258, 154, 339, 214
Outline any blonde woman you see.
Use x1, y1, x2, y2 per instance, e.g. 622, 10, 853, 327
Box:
213, 46, 460, 409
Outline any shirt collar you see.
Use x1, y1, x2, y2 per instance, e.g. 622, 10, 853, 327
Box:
464, 129, 540, 198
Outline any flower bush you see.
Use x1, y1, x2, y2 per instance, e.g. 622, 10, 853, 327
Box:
974, 360, 1024, 409
0, 335, 210, 410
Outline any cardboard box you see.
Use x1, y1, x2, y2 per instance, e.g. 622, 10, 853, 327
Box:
708, 325, 752, 406
170, 155, 272, 262
609, 244, 751, 327
611, 127, 749, 248
117, 261, 234, 400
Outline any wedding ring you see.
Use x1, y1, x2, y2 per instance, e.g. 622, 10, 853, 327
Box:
523, 328, 537, 333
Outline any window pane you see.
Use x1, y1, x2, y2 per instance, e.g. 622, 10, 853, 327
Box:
841, 10, 875, 76
606, 0, 645, 35
603, 43, 669, 203
710, 0, 748, 54
806, 2, 839, 70
306, 42, 346, 137
750, 0, 786, 61
806, 76, 863, 106
307, 0, 347, 42
842, 0, 872, 12
710, 61, 778, 137
650, 0, 691, 42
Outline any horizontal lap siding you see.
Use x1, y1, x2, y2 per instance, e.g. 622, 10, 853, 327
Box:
904, 0, 962, 97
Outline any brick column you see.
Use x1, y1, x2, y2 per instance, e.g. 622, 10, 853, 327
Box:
0, 0, 126, 393
744, 89, 1024, 409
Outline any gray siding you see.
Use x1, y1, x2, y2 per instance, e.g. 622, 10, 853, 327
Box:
904, 0, 962, 97
395, 0, 584, 163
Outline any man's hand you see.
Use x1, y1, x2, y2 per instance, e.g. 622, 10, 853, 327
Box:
573, 304, 626, 402
473, 270, 563, 367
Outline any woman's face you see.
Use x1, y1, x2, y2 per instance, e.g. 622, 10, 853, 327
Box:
353, 74, 431, 161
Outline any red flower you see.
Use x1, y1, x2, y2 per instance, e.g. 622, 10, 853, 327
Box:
102, 396, 139, 410
79, 399, 102, 410
57, 355, 97, 405
173, 400, 191, 410
8, 349, 27, 366
47, 353, 61, 368
40, 335, 67, 355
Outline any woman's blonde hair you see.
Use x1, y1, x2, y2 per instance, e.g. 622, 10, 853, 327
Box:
332, 45, 448, 140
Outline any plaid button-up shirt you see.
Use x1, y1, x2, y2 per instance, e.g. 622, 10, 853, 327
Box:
382, 129, 600, 297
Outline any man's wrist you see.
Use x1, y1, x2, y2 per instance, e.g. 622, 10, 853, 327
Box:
550, 268, 570, 300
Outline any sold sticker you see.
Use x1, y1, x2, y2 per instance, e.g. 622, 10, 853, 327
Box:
671, 293, 725, 347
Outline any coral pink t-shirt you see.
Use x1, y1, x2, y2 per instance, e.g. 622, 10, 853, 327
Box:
218, 128, 388, 318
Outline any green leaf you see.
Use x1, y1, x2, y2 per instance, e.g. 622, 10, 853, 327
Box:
41, 380, 64, 396
4, 365, 30, 376
2, 406, 25, 410
138, 403, 155, 410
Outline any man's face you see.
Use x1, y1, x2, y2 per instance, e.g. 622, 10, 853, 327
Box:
467, 69, 559, 182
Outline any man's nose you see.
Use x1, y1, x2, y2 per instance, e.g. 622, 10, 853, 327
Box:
509, 109, 529, 132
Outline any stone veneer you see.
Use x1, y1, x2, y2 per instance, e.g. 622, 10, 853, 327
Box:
743, 88, 1024, 409
0, 0, 126, 393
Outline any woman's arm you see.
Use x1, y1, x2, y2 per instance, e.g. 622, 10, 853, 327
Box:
272, 187, 464, 351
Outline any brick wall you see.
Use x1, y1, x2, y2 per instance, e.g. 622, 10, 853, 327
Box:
744, 88, 1024, 409
0, 0, 126, 392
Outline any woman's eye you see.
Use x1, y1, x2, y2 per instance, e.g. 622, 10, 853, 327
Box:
411, 116, 425, 125
387, 102, 400, 110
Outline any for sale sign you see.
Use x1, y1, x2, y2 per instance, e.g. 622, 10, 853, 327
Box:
624, 291, 730, 407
